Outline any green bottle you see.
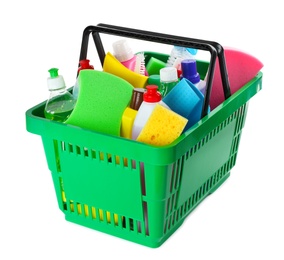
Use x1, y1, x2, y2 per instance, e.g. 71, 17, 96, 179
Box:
44, 68, 76, 122
159, 67, 178, 97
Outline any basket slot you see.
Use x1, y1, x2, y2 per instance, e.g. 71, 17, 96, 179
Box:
234, 103, 248, 135
169, 157, 185, 193
60, 141, 135, 168
139, 163, 146, 196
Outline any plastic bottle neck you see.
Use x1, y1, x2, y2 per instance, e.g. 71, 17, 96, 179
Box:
78, 59, 94, 71
143, 85, 162, 103
48, 88, 69, 98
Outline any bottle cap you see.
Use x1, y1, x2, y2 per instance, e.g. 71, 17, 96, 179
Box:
130, 88, 146, 110
79, 59, 94, 71
143, 85, 162, 103
186, 48, 198, 55
160, 67, 178, 82
181, 59, 200, 84
112, 39, 134, 62
47, 68, 65, 91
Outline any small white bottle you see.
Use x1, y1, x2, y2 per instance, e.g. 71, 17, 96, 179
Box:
159, 67, 178, 97
181, 59, 207, 95
131, 85, 162, 140
112, 39, 137, 71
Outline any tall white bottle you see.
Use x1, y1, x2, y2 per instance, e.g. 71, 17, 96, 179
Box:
131, 85, 162, 140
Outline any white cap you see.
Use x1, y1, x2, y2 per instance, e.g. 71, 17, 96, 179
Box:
112, 39, 134, 62
47, 75, 65, 91
160, 67, 178, 82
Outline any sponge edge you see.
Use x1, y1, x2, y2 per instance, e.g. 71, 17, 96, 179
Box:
121, 107, 138, 139
65, 70, 133, 136
103, 52, 148, 89
210, 47, 263, 110
136, 104, 188, 146
146, 56, 166, 75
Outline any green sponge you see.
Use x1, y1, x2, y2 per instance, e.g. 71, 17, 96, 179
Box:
146, 57, 166, 75
65, 70, 133, 136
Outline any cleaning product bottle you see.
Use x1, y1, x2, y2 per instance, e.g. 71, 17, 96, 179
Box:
72, 59, 94, 99
166, 46, 197, 73
44, 68, 76, 122
130, 88, 146, 110
121, 88, 145, 139
159, 67, 178, 97
181, 59, 207, 95
112, 39, 137, 72
131, 85, 162, 140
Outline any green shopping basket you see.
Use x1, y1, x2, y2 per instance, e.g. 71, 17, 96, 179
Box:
25, 24, 262, 248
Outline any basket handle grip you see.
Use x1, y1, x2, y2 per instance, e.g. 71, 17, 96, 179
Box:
78, 24, 231, 118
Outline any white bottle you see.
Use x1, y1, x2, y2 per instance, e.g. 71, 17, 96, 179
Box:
131, 85, 162, 140
112, 39, 137, 71
159, 67, 178, 97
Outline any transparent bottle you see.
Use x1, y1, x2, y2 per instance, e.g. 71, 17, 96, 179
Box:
159, 67, 178, 97
166, 46, 197, 71
44, 68, 76, 122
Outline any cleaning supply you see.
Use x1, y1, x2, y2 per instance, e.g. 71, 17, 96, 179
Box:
181, 59, 206, 95
121, 88, 145, 139
112, 39, 137, 72
136, 104, 188, 146
209, 46, 263, 110
73, 59, 94, 99
162, 78, 204, 132
121, 107, 138, 139
65, 70, 133, 136
131, 85, 162, 140
166, 46, 197, 73
103, 52, 148, 89
130, 88, 146, 110
44, 68, 76, 122
145, 56, 166, 75
159, 67, 178, 97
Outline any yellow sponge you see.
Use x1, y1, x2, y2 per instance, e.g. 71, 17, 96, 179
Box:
103, 52, 148, 89
136, 104, 188, 146
121, 107, 137, 139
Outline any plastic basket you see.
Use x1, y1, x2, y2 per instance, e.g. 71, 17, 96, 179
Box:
25, 24, 262, 248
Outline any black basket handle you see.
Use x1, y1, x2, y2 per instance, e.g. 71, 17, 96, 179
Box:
78, 23, 231, 118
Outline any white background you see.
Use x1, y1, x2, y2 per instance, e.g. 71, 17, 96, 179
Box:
1, 1, 283, 259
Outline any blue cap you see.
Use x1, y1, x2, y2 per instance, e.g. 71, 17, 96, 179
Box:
186, 48, 198, 55
181, 59, 200, 84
